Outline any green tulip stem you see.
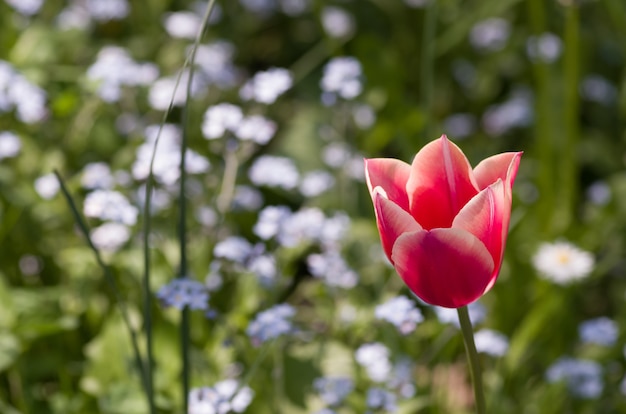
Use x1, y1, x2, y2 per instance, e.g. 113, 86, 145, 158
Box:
457, 305, 486, 414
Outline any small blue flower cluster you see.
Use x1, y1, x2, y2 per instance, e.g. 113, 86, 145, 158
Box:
156, 278, 209, 311
375, 296, 424, 335
246, 304, 295, 347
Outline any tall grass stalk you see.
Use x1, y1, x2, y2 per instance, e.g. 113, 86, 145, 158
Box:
54, 170, 150, 404
560, 4, 580, 233
526, 0, 556, 236
142, 1, 218, 411
179, 1, 218, 412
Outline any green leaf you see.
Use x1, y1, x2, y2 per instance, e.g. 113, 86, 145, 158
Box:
0, 332, 20, 372
504, 293, 566, 372
283, 352, 320, 408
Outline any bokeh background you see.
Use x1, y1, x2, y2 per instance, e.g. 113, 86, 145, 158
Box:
1, 0, 625, 413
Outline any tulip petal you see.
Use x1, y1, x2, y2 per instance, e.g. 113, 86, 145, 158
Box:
473, 152, 522, 191
365, 158, 411, 211
452, 180, 508, 291
372, 188, 422, 262
406, 135, 479, 230
391, 228, 495, 308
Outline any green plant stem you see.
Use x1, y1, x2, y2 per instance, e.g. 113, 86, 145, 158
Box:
526, 0, 555, 236
559, 4, 580, 233
420, 0, 437, 142
216, 147, 240, 214
177, 2, 218, 411
457, 306, 486, 414
54, 170, 150, 404
142, 162, 157, 413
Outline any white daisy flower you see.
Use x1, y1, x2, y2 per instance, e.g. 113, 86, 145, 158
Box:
532, 241, 594, 284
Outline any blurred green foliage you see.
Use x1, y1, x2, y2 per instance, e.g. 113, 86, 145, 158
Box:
1, 0, 626, 413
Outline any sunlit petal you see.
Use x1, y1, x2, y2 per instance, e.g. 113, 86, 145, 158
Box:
406, 135, 479, 229
391, 228, 494, 308
473, 152, 522, 191
372, 188, 422, 262
453, 180, 508, 291
365, 158, 411, 211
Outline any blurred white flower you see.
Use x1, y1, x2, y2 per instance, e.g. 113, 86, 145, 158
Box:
352, 104, 376, 129
322, 142, 351, 168
482, 90, 533, 136
444, 113, 477, 139
474, 329, 509, 356
34, 173, 60, 200
148, 70, 206, 110
527, 33, 562, 63
586, 181, 611, 206
0, 131, 21, 160
314, 377, 354, 407
157, 278, 209, 310
248, 155, 300, 190
188, 380, 254, 414
375, 296, 424, 335
115, 113, 141, 135
355, 343, 392, 382
579, 317, 618, 347
0, 61, 47, 123
280, 0, 309, 15
194, 41, 239, 89
248, 254, 277, 286
5, 0, 43, 15
546, 357, 603, 399
235, 115, 277, 145
196, 206, 218, 227
387, 358, 416, 398
87, 46, 159, 103
246, 304, 296, 346
214, 236, 254, 263
580, 75, 617, 105
320, 212, 351, 247
254, 205, 292, 240
56, 4, 91, 30
9, 76, 47, 123
320, 57, 362, 102
469, 18, 511, 52
83, 190, 138, 225
19, 254, 42, 276
132, 124, 210, 185
85, 0, 130, 21
321, 6, 355, 38
90, 222, 131, 252
307, 249, 358, 288
299, 170, 335, 197
277, 207, 325, 247
201, 103, 244, 139
231, 185, 264, 211
239, 67, 292, 104
134, 185, 172, 214
366, 387, 397, 412
532, 241, 594, 284
345, 155, 367, 181
163, 11, 202, 39
81, 162, 115, 190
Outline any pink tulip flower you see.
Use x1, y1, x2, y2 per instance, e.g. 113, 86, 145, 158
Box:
365, 135, 522, 308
